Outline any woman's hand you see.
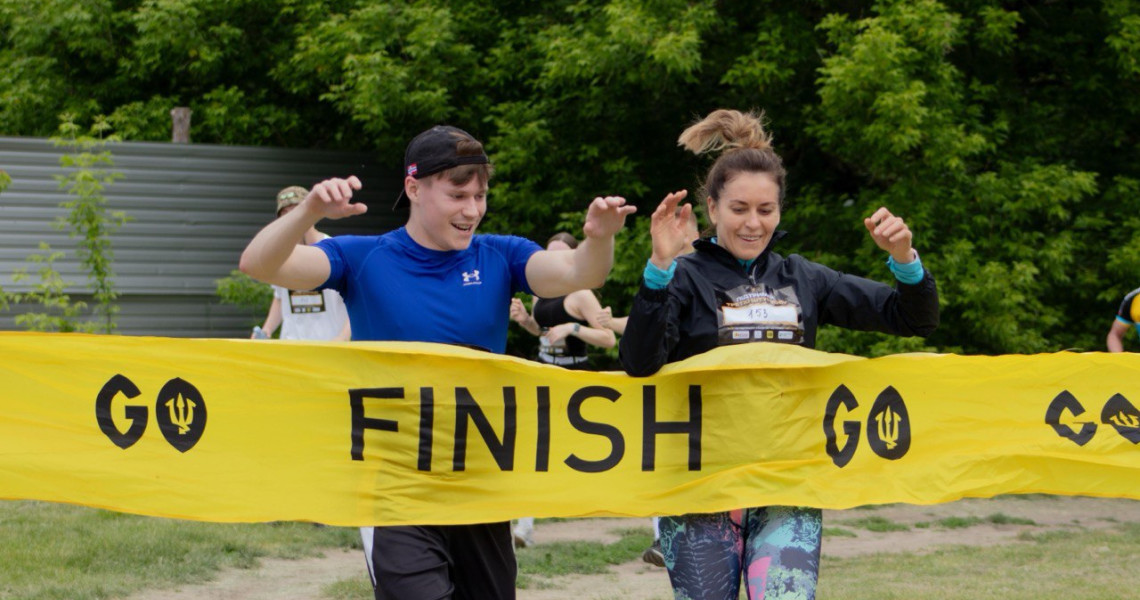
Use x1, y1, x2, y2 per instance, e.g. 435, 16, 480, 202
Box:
543, 323, 574, 344
864, 206, 914, 263
649, 190, 693, 269
509, 297, 530, 324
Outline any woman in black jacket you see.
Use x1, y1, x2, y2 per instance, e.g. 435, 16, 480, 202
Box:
619, 109, 938, 600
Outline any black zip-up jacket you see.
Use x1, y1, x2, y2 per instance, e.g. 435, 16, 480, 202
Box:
619, 235, 940, 376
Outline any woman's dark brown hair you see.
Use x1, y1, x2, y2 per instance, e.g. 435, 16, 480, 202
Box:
546, 231, 579, 249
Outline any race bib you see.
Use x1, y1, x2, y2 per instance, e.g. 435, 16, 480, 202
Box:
717, 284, 804, 345
539, 332, 567, 355
288, 290, 327, 314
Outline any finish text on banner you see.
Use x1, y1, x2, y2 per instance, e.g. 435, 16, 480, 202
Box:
1, 332, 1139, 526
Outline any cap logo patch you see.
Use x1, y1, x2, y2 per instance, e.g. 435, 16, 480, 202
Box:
407, 163, 418, 176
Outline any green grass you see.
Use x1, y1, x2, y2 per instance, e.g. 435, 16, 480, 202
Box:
839, 515, 911, 532
1016, 529, 1069, 543
819, 523, 1140, 599
0, 504, 651, 600
852, 503, 900, 510
0, 501, 360, 600
822, 526, 858, 538
995, 493, 1061, 501
8, 500, 1135, 600
932, 515, 984, 529
914, 513, 1038, 530
321, 577, 374, 600
984, 513, 1036, 526
516, 527, 653, 589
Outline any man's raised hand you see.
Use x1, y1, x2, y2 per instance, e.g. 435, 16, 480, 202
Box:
305, 176, 368, 220
582, 196, 636, 240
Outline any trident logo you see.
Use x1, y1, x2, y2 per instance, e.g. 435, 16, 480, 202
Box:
1110, 411, 1140, 428
165, 393, 197, 435
875, 407, 902, 450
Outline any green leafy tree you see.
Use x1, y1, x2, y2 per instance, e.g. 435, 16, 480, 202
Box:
7, 243, 92, 333
52, 115, 128, 333
0, 0, 351, 147
215, 270, 274, 330
808, 1, 1118, 354
1, 116, 127, 333
5, 0, 1140, 354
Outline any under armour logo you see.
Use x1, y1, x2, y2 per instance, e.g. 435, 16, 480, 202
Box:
462, 270, 481, 285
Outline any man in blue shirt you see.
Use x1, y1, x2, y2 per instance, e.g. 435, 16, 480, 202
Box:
240, 125, 635, 600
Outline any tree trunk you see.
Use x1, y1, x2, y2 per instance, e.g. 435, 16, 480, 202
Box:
170, 107, 192, 143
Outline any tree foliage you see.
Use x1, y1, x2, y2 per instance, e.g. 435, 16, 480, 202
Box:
5, 243, 93, 333
0, 116, 127, 333
215, 269, 274, 326
4, 0, 1140, 354
52, 115, 128, 333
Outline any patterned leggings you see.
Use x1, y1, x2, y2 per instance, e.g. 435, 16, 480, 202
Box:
659, 506, 821, 600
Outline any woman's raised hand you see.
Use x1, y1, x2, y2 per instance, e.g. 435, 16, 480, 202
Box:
649, 190, 692, 269
864, 206, 914, 263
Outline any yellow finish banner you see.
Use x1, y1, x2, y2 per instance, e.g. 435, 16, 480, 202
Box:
1, 332, 1139, 527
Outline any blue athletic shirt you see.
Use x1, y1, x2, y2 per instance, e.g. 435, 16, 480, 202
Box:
316, 227, 541, 353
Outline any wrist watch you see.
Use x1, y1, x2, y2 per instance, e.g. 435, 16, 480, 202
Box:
572, 323, 581, 334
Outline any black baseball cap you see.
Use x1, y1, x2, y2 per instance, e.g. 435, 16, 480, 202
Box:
393, 125, 489, 209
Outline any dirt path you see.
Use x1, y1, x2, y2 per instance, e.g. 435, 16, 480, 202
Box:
121, 548, 368, 600
124, 496, 1140, 600
822, 495, 1140, 559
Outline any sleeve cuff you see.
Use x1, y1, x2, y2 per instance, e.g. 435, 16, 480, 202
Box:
886, 251, 924, 285
643, 259, 676, 290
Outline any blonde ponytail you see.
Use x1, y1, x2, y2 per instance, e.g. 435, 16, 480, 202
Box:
677, 109, 787, 206
678, 109, 773, 156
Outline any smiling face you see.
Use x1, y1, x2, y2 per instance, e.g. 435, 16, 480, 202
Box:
707, 171, 782, 262
405, 173, 488, 251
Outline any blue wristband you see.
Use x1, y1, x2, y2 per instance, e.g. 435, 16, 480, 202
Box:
643, 259, 676, 290
886, 253, 924, 285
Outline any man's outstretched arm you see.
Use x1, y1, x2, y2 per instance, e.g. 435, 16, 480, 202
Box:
240, 177, 366, 290
525, 195, 635, 297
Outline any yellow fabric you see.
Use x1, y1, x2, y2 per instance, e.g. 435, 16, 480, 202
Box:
1, 332, 1138, 526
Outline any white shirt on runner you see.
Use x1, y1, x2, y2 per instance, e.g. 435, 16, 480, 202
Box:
273, 235, 348, 341
272, 284, 348, 340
